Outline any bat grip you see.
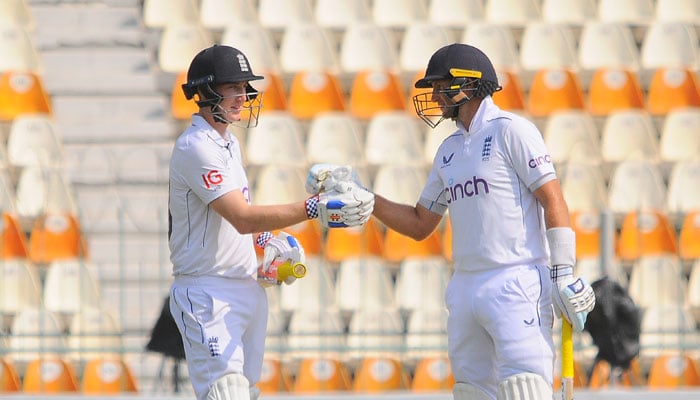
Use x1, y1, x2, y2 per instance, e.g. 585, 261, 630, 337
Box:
561, 320, 574, 400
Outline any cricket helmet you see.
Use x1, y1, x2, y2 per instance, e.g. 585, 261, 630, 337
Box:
413, 43, 502, 128
182, 44, 264, 127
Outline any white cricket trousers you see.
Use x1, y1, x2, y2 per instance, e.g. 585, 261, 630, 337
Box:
446, 264, 555, 398
170, 275, 268, 400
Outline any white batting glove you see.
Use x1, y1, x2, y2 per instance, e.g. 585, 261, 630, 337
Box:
305, 163, 359, 195
257, 231, 305, 275
305, 180, 374, 228
547, 227, 596, 332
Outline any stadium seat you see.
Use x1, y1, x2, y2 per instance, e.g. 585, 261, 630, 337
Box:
0, 71, 51, 121
608, 159, 667, 216
340, 23, 398, 73
577, 21, 640, 80
600, 110, 659, 163
306, 112, 365, 165
404, 308, 449, 361
258, 0, 314, 31
442, 218, 452, 262
640, 22, 699, 73
0, 0, 33, 29
0, 24, 41, 73
256, 357, 292, 393
293, 357, 352, 393
81, 356, 138, 394
518, 22, 578, 74
541, 0, 596, 26
0, 259, 40, 315
245, 112, 307, 167
570, 210, 603, 258
428, 0, 484, 28
28, 212, 88, 265
492, 70, 525, 111
252, 165, 307, 205
0, 170, 16, 213
278, 23, 339, 74
659, 108, 700, 162
655, 0, 700, 23
588, 68, 645, 116
543, 111, 601, 165
372, 163, 426, 204
618, 211, 678, 261
220, 22, 281, 74
688, 260, 700, 323
346, 307, 405, 358
394, 256, 450, 313
335, 256, 395, 313
399, 22, 453, 74
349, 70, 406, 119
527, 69, 586, 117
324, 216, 384, 263
67, 306, 122, 362
8, 306, 67, 363
411, 356, 454, 392
423, 117, 459, 165
286, 307, 346, 360
364, 112, 423, 167
484, 0, 541, 28
576, 256, 627, 287
647, 354, 700, 388
170, 71, 198, 120
288, 70, 345, 119
7, 113, 63, 168
199, 0, 257, 30
597, 0, 654, 26
314, 0, 371, 30
647, 68, 700, 116
588, 358, 645, 388
372, 0, 426, 28
352, 356, 411, 392
0, 357, 20, 392
142, 0, 199, 29
157, 23, 213, 74
279, 257, 336, 312
43, 259, 102, 315
22, 356, 79, 393
679, 211, 700, 262
628, 255, 686, 308
460, 22, 519, 73
16, 166, 77, 224
383, 223, 442, 263
0, 212, 29, 259
667, 158, 700, 216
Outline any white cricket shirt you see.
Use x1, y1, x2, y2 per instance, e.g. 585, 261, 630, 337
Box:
419, 97, 556, 272
169, 115, 257, 278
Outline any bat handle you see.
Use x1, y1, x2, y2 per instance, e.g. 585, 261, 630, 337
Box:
561, 320, 574, 400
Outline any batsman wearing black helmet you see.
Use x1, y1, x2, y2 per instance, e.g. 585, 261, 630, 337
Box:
168, 45, 374, 400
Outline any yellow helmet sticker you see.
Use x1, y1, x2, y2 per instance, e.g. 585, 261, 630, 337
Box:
450, 68, 482, 79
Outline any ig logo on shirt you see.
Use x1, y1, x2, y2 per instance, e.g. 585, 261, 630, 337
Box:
202, 170, 223, 189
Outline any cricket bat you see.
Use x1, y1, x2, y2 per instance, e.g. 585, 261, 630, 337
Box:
561, 320, 574, 400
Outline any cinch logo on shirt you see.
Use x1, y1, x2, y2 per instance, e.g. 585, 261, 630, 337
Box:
528, 154, 552, 168
202, 170, 223, 189
445, 176, 490, 204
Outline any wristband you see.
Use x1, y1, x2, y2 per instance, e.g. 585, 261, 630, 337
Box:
255, 231, 273, 249
305, 195, 319, 219
546, 227, 576, 267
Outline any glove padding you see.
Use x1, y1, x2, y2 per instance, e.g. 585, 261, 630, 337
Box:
551, 265, 596, 332
261, 231, 305, 284
305, 163, 360, 195
314, 180, 374, 228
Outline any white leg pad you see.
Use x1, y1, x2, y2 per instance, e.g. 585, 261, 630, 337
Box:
249, 386, 260, 400
497, 373, 552, 400
453, 382, 492, 400
206, 374, 250, 400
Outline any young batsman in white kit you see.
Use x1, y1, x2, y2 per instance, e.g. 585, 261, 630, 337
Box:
307, 43, 596, 399
167, 44, 374, 400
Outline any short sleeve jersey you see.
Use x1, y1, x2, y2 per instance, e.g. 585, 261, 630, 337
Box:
168, 115, 257, 278
419, 97, 556, 272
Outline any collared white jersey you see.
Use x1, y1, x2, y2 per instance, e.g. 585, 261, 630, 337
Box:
169, 115, 257, 279
419, 97, 556, 272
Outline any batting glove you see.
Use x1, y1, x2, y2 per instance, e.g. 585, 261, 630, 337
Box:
305, 180, 374, 228
305, 163, 360, 195
257, 231, 305, 283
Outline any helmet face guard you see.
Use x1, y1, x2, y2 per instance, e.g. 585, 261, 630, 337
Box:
187, 76, 264, 128
413, 69, 483, 128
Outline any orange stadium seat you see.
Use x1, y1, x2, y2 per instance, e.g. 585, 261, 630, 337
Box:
618, 210, 678, 261
647, 68, 700, 116
256, 358, 292, 393
553, 359, 587, 390
352, 357, 411, 392
0, 71, 51, 121
407, 71, 437, 118
383, 228, 442, 263
170, 71, 198, 120
588, 68, 645, 116
411, 356, 455, 392
0, 358, 20, 392
324, 216, 384, 263
0, 212, 28, 259
527, 69, 585, 117
679, 211, 700, 261
81, 356, 138, 394
28, 212, 89, 265
647, 354, 700, 389
442, 219, 452, 262
570, 210, 603, 259
349, 70, 406, 119
288, 70, 345, 119
293, 357, 352, 393
23, 356, 79, 393
492, 70, 525, 111
588, 358, 645, 389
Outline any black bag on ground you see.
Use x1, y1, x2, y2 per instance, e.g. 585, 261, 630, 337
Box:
146, 295, 186, 359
